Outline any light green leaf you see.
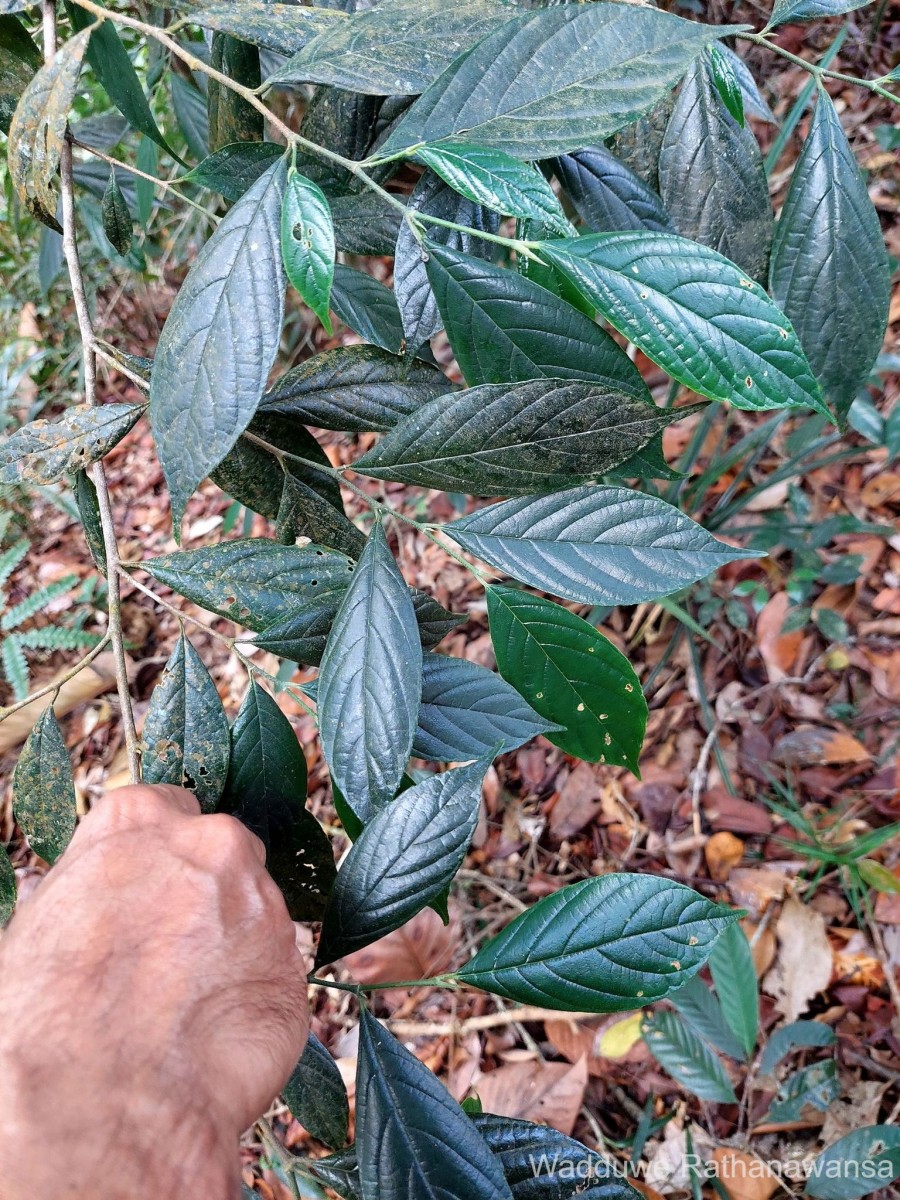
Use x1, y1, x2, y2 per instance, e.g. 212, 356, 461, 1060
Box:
540, 233, 827, 417
709, 920, 758, 1058
708, 44, 745, 126
0, 403, 144, 485
769, 90, 890, 421
8, 30, 90, 229
447, 485, 761, 607
457, 873, 739, 1012
149, 157, 288, 531
12, 706, 76, 864
141, 633, 230, 812
759, 1020, 836, 1076
317, 523, 422, 823
487, 585, 646, 774
670, 975, 747, 1062
354, 379, 700, 496
768, 1059, 839, 1122
316, 757, 489, 964
281, 169, 335, 332
269, 0, 512, 94
381, 6, 742, 158
806, 1126, 900, 1200
415, 143, 571, 233
643, 1009, 738, 1102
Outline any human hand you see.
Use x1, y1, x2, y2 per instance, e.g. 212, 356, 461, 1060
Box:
0, 784, 309, 1199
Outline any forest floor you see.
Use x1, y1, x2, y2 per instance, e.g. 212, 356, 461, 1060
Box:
1, 9, 899, 1199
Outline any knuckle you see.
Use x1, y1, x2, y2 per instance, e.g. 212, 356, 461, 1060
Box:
197, 813, 260, 865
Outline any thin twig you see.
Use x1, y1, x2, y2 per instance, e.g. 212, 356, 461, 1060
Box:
69, 136, 217, 222
0, 634, 111, 724
385, 1005, 601, 1038
43, 0, 140, 783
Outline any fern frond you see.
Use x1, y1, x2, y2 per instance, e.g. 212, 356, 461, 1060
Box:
16, 626, 104, 652
1, 575, 80, 632
1, 634, 29, 701
0, 539, 28, 588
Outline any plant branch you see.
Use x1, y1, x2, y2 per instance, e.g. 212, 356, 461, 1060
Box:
308, 972, 459, 994
741, 31, 900, 104
43, 0, 140, 783
69, 137, 218, 222
0, 634, 111, 724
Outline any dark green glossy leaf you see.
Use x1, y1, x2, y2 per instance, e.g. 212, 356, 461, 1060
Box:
457, 873, 739, 1012
317, 756, 489, 963
73, 469, 107, 574
149, 157, 288, 530
354, 379, 699, 496
709, 919, 758, 1058
281, 169, 335, 331
101, 169, 133, 256
551, 146, 673, 235
330, 190, 403, 255
607, 93, 674, 192
769, 90, 890, 421
659, 55, 771, 283
759, 1020, 836, 1077
381, 7, 739, 158
448, 486, 759, 607
262, 343, 450, 433
0, 844, 14, 924
211, 411, 343, 529
356, 1009, 513, 1200
642, 1009, 738, 1102
310, 1118, 639, 1200
414, 654, 558, 762
767, 0, 872, 28
541, 234, 826, 417
141, 633, 230, 812
173, 0, 345, 55
8, 30, 89, 230
67, 4, 174, 157
767, 1059, 838, 1122
395, 170, 498, 353
318, 524, 422, 822
221, 681, 335, 920
294, 83, 382, 193
415, 143, 570, 232
142, 537, 356, 631
0, 403, 143, 485
610, 435, 682, 483
171, 74, 209, 160
0, 14, 41, 137
806, 1126, 900, 1200
670, 975, 747, 1062
424, 243, 648, 400
276, 474, 366, 558
12, 706, 76, 864
270, 0, 512, 94
708, 44, 744, 126
284, 1032, 349, 1149
208, 32, 263, 152
472, 1114, 639, 1200
182, 141, 285, 201
486, 586, 646, 773
251, 586, 460, 667
330, 264, 404, 353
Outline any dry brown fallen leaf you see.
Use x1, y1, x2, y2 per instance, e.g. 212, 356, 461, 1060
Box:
821, 1080, 888, 1144
545, 1012, 648, 1076
710, 1149, 779, 1200
756, 593, 804, 681
341, 905, 461, 1009
549, 761, 604, 841
727, 867, 789, 918
763, 896, 833, 1022
705, 831, 745, 882
473, 1054, 588, 1135
773, 726, 870, 767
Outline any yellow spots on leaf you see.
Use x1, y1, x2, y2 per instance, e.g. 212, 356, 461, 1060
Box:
739, 278, 752, 288
587, 645, 595, 653
671, 960, 681, 970
576, 702, 585, 711
745, 376, 753, 388
631, 265, 639, 274
689, 936, 698, 946
535, 692, 543, 699
604, 732, 612, 747
778, 327, 789, 340
639, 291, 648, 300
599, 714, 608, 720
624, 683, 633, 693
